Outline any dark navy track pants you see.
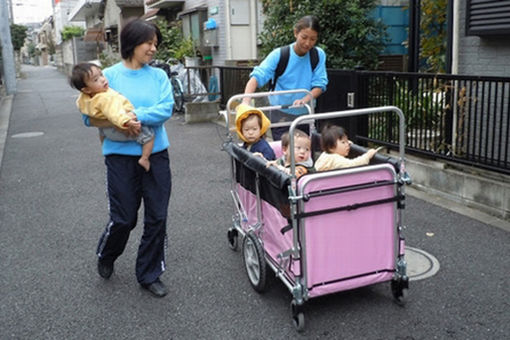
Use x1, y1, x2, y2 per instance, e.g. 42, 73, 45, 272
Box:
97, 150, 172, 285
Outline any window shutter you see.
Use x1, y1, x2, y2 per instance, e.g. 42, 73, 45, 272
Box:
466, 0, 510, 36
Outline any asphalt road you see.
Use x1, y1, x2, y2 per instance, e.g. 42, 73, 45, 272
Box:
0, 65, 509, 339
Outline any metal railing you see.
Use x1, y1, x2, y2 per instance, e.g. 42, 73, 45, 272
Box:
355, 71, 509, 175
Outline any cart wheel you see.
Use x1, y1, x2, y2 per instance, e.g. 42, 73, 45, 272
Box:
227, 228, 239, 251
242, 233, 268, 293
391, 277, 409, 306
291, 300, 305, 332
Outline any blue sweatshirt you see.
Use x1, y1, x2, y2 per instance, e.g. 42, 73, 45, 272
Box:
244, 139, 276, 161
83, 62, 174, 156
249, 43, 328, 114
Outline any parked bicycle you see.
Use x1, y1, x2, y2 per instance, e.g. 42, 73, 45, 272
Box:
150, 59, 185, 113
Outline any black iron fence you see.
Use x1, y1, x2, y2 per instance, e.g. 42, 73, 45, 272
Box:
183, 66, 509, 175
354, 71, 510, 175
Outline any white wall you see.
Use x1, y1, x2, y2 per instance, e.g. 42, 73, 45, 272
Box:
180, 0, 262, 66
54, 0, 85, 45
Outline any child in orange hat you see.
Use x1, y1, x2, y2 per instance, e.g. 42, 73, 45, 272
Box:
235, 104, 276, 160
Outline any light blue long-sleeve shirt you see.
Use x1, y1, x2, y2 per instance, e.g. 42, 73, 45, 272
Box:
82, 62, 174, 156
249, 43, 328, 114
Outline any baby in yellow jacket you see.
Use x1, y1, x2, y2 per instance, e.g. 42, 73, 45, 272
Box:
70, 62, 154, 171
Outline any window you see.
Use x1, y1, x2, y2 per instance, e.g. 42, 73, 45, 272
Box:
180, 7, 208, 46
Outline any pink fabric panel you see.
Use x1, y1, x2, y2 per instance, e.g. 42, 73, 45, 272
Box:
237, 184, 259, 228
236, 185, 299, 277
299, 168, 397, 290
307, 271, 394, 298
269, 141, 283, 158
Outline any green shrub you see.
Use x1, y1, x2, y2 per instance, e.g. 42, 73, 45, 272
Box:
258, 0, 387, 69
154, 18, 197, 62
61, 26, 85, 41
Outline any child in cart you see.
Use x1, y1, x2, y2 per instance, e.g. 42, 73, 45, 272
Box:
235, 103, 276, 160
70, 62, 154, 172
267, 129, 314, 179
315, 124, 379, 171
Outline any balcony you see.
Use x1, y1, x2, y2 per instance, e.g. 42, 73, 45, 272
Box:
146, 0, 185, 9
68, 0, 103, 22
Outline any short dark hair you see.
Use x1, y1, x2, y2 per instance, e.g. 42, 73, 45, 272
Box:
295, 15, 320, 34
320, 124, 348, 152
281, 129, 308, 149
120, 19, 162, 60
69, 62, 100, 90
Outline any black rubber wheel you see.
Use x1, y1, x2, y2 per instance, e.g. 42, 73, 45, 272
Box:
171, 79, 184, 113
227, 228, 239, 251
391, 277, 409, 306
291, 300, 305, 332
173, 90, 184, 113
242, 233, 268, 293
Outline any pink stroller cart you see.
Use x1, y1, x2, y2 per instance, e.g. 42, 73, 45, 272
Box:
222, 91, 411, 331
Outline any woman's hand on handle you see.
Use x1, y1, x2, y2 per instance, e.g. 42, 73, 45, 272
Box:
292, 87, 323, 107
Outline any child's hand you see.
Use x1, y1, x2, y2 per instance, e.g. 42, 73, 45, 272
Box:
266, 161, 290, 174
126, 111, 137, 120
125, 119, 141, 136
266, 160, 277, 168
253, 152, 266, 160
366, 148, 378, 159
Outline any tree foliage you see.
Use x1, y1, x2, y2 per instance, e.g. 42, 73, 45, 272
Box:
154, 18, 196, 62
61, 26, 85, 41
420, 0, 447, 73
10, 24, 28, 51
259, 0, 387, 69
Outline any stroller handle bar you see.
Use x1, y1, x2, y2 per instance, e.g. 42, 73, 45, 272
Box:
288, 106, 406, 180
224, 89, 315, 134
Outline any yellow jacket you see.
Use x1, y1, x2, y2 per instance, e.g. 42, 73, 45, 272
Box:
234, 103, 271, 143
76, 88, 134, 129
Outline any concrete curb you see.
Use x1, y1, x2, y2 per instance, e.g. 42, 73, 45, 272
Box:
0, 95, 13, 169
406, 185, 510, 233
404, 152, 510, 221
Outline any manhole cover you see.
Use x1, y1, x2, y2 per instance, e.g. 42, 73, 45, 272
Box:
11, 132, 44, 138
405, 246, 440, 281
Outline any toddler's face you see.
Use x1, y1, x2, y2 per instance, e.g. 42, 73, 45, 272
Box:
83, 66, 109, 95
241, 115, 261, 144
332, 135, 350, 157
286, 135, 311, 163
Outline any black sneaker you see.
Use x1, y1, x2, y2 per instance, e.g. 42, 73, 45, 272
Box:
141, 278, 168, 297
97, 259, 114, 279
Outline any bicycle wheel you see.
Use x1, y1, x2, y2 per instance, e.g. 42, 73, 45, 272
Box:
171, 78, 184, 113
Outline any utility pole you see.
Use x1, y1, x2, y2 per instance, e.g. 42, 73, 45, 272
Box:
7, 0, 13, 24
0, 0, 17, 95
408, 0, 421, 73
